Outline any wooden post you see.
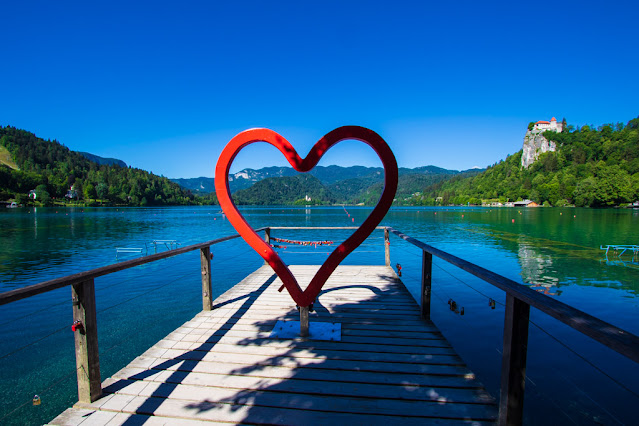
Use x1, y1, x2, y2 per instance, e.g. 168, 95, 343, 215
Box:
384, 228, 391, 266
264, 228, 271, 265
299, 306, 309, 337
421, 251, 432, 320
201, 247, 212, 311
498, 294, 530, 426
71, 279, 101, 403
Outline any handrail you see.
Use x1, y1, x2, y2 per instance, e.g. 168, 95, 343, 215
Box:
386, 226, 639, 425
0, 227, 267, 405
0, 227, 266, 306
0, 225, 388, 405
268, 226, 386, 230
387, 227, 639, 363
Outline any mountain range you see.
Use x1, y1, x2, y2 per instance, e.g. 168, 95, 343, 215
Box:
6, 115, 636, 208
170, 165, 483, 205
78, 152, 127, 168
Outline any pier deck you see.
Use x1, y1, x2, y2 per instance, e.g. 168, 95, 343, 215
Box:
51, 265, 497, 425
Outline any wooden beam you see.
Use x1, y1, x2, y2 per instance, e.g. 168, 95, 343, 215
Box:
268, 227, 386, 230
71, 279, 101, 403
384, 228, 391, 266
264, 228, 271, 265
386, 227, 639, 364
200, 247, 212, 311
0, 229, 267, 306
300, 306, 309, 338
499, 294, 530, 426
421, 251, 432, 320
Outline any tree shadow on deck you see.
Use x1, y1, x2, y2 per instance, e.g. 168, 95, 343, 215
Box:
102, 274, 278, 425
173, 269, 498, 424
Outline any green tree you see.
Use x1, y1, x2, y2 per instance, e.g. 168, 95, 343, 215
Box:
96, 183, 108, 200
35, 184, 51, 205
84, 183, 96, 199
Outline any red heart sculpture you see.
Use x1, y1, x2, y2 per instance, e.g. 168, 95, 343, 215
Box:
215, 126, 398, 307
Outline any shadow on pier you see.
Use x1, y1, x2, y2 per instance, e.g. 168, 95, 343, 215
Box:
95, 266, 497, 425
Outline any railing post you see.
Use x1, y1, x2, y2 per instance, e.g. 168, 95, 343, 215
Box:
384, 228, 390, 266
71, 279, 101, 404
201, 246, 212, 311
499, 294, 530, 426
421, 251, 432, 320
299, 306, 309, 337
264, 228, 271, 265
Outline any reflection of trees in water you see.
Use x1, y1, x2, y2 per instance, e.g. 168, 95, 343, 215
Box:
517, 240, 562, 296
479, 229, 639, 295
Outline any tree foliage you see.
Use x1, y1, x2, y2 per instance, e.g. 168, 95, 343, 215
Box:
418, 116, 639, 207
0, 126, 198, 206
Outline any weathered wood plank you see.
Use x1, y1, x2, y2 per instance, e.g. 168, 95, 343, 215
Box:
200, 247, 212, 310
101, 380, 496, 419
107, 370, 494, 402
71, 279, 102, 403
113, 360, 484, 389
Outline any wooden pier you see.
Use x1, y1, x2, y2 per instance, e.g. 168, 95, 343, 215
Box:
51, 265, 497, 425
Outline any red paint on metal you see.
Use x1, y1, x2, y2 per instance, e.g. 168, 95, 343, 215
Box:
215, 126, 398, 307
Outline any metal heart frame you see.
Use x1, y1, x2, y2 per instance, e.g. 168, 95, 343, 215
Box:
215, 126, 398, 307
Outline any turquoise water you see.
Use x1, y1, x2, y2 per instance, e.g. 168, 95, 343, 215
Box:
1, 206, 638, 424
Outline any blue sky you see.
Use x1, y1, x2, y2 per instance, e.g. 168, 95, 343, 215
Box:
1, 1, 637, 178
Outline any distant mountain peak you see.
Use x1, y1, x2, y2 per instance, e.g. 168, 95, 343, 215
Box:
79, 152, 127, 168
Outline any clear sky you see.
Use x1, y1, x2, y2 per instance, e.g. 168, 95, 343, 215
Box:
1, 1, 637, 178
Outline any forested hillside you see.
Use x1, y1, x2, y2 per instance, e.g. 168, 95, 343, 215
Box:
0, 126, 197, 206
416, 117, 639, 207
232, 175, 336, 205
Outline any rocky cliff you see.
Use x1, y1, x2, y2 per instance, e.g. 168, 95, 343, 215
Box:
521, 130, 557, 168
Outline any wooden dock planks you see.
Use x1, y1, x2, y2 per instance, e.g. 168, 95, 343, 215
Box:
50, 265, 497, 425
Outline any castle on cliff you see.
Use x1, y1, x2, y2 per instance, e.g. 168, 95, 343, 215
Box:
533, 117, 563, 132
521, 117, 563, 168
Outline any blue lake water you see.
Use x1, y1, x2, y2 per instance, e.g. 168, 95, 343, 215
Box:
1, 206, 638, 424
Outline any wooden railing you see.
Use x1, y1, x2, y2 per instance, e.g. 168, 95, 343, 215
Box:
386, 226, 639, 426
0, 226, 387, 407
0, 228, 266, 404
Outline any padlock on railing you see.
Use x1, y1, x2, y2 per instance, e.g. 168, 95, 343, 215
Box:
71, 320, 83, 332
